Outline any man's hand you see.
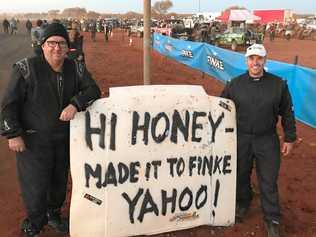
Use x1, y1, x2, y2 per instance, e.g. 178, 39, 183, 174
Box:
8, 136, 26, 152
59, 104, 78, 121
281, 142, 294, 156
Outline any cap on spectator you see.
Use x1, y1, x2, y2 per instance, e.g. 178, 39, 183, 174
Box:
245, 44, 267, 57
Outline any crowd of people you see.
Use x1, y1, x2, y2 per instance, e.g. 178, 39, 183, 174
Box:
2, 18, 19, 34
1, 17, 117, 72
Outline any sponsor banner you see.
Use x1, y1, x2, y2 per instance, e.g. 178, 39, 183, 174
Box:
153, 33, 316, 128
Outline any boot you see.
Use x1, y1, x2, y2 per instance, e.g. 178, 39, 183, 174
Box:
21, 218, 40, 237
47, 209, 69, 234
235, 205, 249, 222
265, 220, 280, 237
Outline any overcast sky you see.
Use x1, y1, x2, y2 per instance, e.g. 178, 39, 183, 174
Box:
1, 0, 315, 14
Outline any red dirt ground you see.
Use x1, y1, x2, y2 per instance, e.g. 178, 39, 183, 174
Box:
0, 29, 315, 237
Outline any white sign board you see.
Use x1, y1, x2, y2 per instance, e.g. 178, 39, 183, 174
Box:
70, 85, 236, 237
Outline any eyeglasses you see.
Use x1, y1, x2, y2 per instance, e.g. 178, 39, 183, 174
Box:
46, 40, 68, 49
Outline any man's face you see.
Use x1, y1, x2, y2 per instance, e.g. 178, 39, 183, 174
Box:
246, 55, 266, 77
42, 36, 68, 63
69, 30, 76, 42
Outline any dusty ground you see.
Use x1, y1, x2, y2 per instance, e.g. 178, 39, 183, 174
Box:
0, 27, 315, 237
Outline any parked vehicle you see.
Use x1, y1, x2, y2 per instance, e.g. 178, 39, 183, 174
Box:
190, 23, 211, 42
306, 19, 316, 30
297, 22, 316, 41
170, 21, 193, 41
284, 29, 295, 40
214, 27, 263, 51
128, 21, 144, 37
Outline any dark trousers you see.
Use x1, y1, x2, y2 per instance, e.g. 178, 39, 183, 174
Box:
16, 133, 70, 230
236, 133, 281, 222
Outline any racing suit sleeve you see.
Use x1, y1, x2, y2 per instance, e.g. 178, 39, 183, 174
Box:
70, 62, 101, 112
0, 66, 27, 139
279, 81, 297, 143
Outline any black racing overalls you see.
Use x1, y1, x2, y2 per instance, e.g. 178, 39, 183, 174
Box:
221, 71, 296, 222
0, 56, 101, 230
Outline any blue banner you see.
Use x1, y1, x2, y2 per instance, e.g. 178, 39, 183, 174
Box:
153, 33, 316, 128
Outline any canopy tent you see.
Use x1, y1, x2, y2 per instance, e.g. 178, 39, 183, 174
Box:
216, 10, 230, 22
216, 9, 261, 22
253, 10, 285, 24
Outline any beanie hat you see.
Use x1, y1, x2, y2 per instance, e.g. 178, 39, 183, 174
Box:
41, 23, 70, 46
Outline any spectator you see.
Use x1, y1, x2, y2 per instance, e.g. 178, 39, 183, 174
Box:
0, 23, 101, 237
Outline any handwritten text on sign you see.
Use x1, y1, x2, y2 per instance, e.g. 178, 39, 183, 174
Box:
70, 85, 236, 237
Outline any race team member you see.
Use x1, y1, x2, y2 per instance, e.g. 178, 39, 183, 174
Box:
68, 28, 84, 61
30, 19, 45, 56
221, 44, 296, 237
0, 23, 101, 237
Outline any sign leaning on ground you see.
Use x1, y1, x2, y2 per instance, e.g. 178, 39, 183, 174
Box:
70, 85, 237, 237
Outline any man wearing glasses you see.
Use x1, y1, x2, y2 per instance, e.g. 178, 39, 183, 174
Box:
0, 23, 101, 237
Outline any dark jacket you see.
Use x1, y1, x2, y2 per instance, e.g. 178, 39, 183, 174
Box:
0, 56, 101, 139
221, 71, 296, 142
68, 35, 84, 61
2, 19, 9, 28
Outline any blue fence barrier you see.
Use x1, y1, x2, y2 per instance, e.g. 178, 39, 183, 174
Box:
153, 33, 316, 128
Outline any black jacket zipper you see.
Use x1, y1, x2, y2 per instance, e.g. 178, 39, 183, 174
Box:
56, 73, 64, 111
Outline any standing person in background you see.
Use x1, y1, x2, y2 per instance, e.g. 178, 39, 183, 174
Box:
0, 23, 101, 237
108, 23, 113, 37
42, 19, 49, 28
31, 19, 45, 56
89, 20, 97, 42
25, 19, 32, 35
269, 23, 276, 42
221, 44, 296, 237
68, 28, 84, 61
9, 18, 18, 35
71, 20, 80, 32
2, 18, 10, 34
103, 21, 109, 42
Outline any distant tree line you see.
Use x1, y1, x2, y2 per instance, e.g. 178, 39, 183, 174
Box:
0, 1, 177, 20
2, 1, 311, 21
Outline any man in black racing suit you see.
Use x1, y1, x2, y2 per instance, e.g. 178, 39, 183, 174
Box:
0, 23, 101, 237
221, 44, 296, 237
